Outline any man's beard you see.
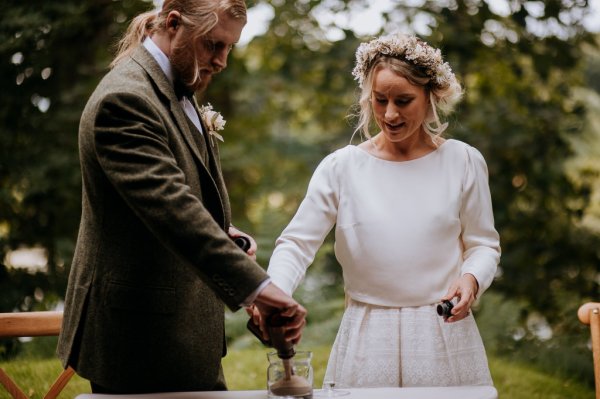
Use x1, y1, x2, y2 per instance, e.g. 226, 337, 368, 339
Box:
170, 40, 211, 94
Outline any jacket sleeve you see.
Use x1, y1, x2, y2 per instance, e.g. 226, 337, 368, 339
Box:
92, 91, 267, 310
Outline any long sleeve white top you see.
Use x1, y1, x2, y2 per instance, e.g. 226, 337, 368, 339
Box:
268, 140, 500, 307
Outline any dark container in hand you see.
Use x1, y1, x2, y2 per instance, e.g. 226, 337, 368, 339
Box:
437, 300, 454, 318
233, 236, 251, 252
247, 313, 296, 360
266, 313, 296, 360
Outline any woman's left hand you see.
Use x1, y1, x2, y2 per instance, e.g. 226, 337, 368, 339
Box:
441, 273, 479, 323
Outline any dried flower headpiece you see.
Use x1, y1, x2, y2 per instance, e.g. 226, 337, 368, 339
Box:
352, 33, 457, 90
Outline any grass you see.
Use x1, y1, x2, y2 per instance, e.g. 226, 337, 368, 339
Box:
0, 346, 595, 399
0, 358, 90, 399
488, 356, 594, 399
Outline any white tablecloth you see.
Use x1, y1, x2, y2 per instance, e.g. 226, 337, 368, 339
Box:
76, 386, 497, 399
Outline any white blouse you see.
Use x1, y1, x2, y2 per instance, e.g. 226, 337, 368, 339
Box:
268, 140, 501, 307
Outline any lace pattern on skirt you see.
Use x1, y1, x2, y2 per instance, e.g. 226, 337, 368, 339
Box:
324, 299, 493, 388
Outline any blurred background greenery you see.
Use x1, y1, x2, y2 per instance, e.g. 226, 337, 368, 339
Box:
1, 0, 599, 395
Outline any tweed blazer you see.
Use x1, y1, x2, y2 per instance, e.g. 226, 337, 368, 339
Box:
57, 46, 268, 392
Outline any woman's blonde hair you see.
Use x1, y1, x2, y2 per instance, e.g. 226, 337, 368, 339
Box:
110, 0, 246, 68
351, 34, 463, 145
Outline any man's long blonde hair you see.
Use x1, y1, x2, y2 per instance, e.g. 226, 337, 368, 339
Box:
110, 0, 246, 68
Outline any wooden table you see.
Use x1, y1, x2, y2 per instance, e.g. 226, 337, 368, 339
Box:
76, 386, 498, 399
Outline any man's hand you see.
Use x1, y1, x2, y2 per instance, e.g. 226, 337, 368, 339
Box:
228, 225, 257, 260
251, 283, 307, 345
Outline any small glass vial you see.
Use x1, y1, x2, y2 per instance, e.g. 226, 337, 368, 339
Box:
267, 350, 313, 399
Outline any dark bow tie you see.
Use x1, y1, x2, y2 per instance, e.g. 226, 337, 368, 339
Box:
174, 80, 194, 101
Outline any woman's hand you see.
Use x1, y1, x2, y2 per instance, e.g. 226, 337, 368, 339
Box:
228, 225, 257, 260
441, 273, 479, 323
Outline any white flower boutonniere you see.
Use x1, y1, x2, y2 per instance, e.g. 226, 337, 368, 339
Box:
199, 103, 226, 147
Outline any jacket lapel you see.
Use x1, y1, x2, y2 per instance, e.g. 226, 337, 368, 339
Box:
130, 47, 206, 166
130, 46, 229, 228
194, 100, 232, 228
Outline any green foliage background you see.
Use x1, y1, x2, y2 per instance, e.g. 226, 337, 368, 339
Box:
1, 0, 599, 389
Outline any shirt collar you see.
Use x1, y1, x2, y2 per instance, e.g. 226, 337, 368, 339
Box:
143, 36, 175, 86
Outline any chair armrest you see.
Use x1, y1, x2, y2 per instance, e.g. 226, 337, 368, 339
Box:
578, 302, 600, 325
0, 311, 63, 338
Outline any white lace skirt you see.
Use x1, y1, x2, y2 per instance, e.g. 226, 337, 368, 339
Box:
323, 298, 493, 388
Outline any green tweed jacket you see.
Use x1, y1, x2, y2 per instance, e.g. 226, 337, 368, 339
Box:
57, 46, 268, 392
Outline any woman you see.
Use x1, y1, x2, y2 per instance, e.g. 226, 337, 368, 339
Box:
266, 33, 500, 387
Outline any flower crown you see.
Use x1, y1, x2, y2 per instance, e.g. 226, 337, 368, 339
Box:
352, 33, 457, 90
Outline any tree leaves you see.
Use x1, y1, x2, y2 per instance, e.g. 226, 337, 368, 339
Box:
0, 0, 598, 333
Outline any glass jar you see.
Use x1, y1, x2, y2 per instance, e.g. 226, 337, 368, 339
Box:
267, 350, 313, 399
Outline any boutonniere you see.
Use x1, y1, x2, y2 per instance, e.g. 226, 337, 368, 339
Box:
198, 103, 226, 147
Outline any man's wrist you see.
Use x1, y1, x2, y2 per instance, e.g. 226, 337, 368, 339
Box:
240, 277, 271, 307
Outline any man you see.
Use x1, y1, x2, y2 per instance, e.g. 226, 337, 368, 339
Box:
57, 0, 306, 393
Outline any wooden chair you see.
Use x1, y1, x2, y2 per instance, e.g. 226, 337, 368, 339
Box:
578, 302, 600, 399
0, 311, 75, 399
